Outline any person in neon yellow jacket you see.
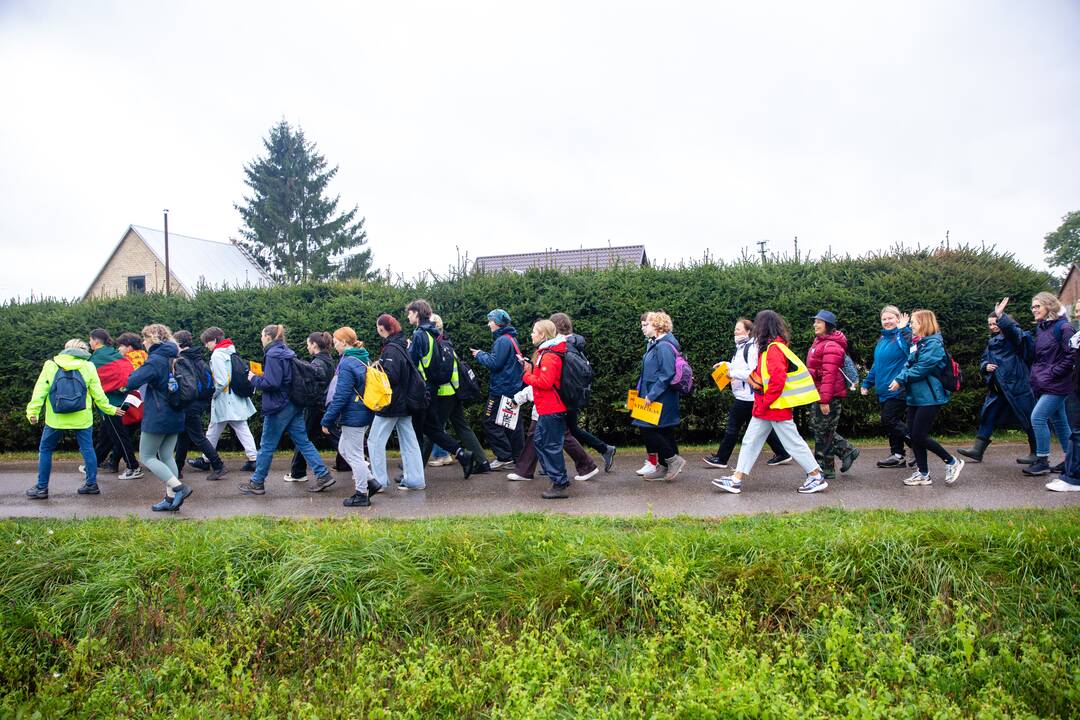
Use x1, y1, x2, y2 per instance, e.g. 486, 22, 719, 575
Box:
25, 339, 123, 499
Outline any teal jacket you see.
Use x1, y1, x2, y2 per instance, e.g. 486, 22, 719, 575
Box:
893, 333, 950, 407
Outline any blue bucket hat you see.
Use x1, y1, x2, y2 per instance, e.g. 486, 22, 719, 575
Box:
812, 309, 837, 326
487, 309, 511, 326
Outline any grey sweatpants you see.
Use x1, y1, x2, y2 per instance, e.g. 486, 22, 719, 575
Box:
338, 425, 373, 493
735, 418, 818, 477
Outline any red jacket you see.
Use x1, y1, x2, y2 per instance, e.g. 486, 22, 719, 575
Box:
524, 340, 567, 415
806, 330, 848, 404
752, 338, 794, 422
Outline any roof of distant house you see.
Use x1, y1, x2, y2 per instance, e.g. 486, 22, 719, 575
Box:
473, 245, 648, 273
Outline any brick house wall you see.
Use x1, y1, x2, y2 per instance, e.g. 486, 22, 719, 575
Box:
1058, 265, 1080, 312
85, 229, 187, 299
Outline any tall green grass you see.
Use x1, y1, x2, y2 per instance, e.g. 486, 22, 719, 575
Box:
2, 509, 1078, 718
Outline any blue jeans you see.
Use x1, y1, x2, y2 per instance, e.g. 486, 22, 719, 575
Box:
1031, 393, 1071, 457
534, 413, 568, 487
38, 425, 96, 490
252, 402, 328, 485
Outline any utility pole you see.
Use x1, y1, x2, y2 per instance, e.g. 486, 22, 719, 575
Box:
163, 209, 170, 295
756, 239, 768, 264
793, 235, 799, 261
945, 229, 950, 251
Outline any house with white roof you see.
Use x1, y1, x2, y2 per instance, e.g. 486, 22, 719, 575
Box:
83, 225, 273, 300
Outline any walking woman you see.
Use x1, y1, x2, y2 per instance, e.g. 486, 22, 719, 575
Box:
806, 309, 860, 478
634, 311, 687, 481
124, 324, 193, 511
860, 306, 912, 468
521, 319, 573, 498
470, 309, 525, 468
193, 327, 259, 473
286, 331, 345, 482
1023, 292, 1074, 476
321, 327, 376, 507
369, 314, 427, 490
712, 311, 828, 494
88, 328, 142, 479
888, 310, 965, 487
957, 298, 1037, 464
237, 325, 334, 495
704, 317, 789, 469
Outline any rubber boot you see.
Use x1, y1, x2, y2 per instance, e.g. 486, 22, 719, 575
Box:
957, 436, 990, 463
1016, 434, 1037, 465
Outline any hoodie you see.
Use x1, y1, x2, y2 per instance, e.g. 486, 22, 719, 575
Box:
26, 348, 117, 430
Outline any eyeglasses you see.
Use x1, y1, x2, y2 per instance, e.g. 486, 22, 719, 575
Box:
1031, 305, 1042, 310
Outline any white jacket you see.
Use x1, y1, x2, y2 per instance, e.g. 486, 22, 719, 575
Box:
728, 338, 759, 402
209, 345, 257, 424
513, 385, 539, 421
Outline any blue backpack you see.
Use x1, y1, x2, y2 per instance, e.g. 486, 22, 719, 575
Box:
50, 367, 88, 414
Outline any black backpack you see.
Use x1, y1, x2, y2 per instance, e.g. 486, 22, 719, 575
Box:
452, 352, 483, 404
171, 355, 206, 409
389, 343, 430, 413
228, 353, 255, 398
289, 358, 324, 408
544, 345, 594, 411
423, 331, 456, 386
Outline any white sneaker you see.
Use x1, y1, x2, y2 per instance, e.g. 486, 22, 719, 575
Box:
797, 475, 829, 494
903, 471, 932, 486
944, 457, 965, 486
506, 473, 532, 481
283, 474, 307, 482
575, 467, 600, 481
711, 476, 742, 494
428, 455, 456, 467
1045, 479, 1080, 492
118, 468, 144, 480
489, 459, 512, 470
635, 462, 657, 476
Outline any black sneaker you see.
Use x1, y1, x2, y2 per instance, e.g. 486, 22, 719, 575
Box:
470, 460, 492, 475
876, 454, 905, 468
25, 486, 48, 500
1023, 458, 1052, 476
1051, 461, 1066, 474
343, 492, 370, 507
238, 481, 266, 495
206, 466, 228, 482
241, 460, 257, 472
703, 454, 729, 469
603, 445, 617, 473
367, 481, 384, 496
77, 483, 100, 495
456, 449, 475, 479
840, 447, 860, 474
187, 458, 211, 472
766, 454, 792, 466
541, 483, 570, 499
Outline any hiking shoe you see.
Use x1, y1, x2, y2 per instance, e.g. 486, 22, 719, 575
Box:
307, 473, 336, 492
876, 454, 905, 468
151, 497, 176, 512
283, 473, 307, 482
575, 467, 600, 481
241, 460, 257, 472
428, 455, 456, 467
77, 483, 100, 495
1046, 478, 1080, 492
456, 449, 475, 479
903, 471, 932, 486
766, 454, 792, 466
711, 476, 742, 494
206, 466, 228, 482
506, 473, 532, 481
840, 447, 860, 474
797, 475, 829, 494
642, 465, 669, 482
25, 486, 48, 500
944, 457, 965, 486
541, 483, 570, 499
664, 455, 687, 481
343, 492, 370, 507
1023, 458, 1052, 476
118, 468, 144, 480
602, 445, 617, 472
1016, 453, 1037, 465
636, 461, 657, 476
238, 481, 265, 495
489, 459, 512, 470
170, 483, 193, 510
187, 458, 211, 472
1051, 461, 1066, 474
703, 454, 729, 469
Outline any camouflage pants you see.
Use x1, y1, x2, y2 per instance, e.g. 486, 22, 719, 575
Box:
811, 398, 854, 475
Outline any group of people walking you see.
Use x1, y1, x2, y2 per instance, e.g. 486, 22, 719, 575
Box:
22, 293, 1080, 512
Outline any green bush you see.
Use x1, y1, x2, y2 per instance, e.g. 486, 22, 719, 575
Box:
1, 510, 1078, 717
0, 247, 1051, 451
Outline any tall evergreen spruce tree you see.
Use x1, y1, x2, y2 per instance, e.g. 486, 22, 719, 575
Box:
235, 120, 372, 283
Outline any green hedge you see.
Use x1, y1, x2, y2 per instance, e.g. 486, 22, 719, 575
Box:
0, 248, 1052, 451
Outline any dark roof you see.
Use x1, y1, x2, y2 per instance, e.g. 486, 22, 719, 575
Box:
473, 245, 648, 273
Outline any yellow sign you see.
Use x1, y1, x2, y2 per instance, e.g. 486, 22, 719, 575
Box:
248, 361, 264, 376
711, 362, 730, 391
627, 389, 638, 409
628, 391, 663, 425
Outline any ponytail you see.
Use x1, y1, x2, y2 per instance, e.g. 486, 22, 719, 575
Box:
307, 331, 332, 352
261, 324, 286, 345
333, 326, 364, 348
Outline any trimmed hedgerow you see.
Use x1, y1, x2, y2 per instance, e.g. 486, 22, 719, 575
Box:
0, 247, 1051, 450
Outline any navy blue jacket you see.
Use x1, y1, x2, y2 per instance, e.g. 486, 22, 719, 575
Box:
980, 313, 1035, 430
126, 341, 185, 434
321, 356, 373, 428
251, 340, 294, 416
633, 334, 682, 429
862, 327, 911, 401
475, 325, 524, 397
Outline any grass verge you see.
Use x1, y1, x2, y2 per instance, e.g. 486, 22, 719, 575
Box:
1, 509, 1078, 718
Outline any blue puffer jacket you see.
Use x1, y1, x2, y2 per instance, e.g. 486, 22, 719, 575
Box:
321, 356, 373, 428
893, 333, 950, 407
126, 341, 185, 434
632, 334, 682, 429
475, 325, 524, 397
862, 327, 911, 401
251, 340, 294, 416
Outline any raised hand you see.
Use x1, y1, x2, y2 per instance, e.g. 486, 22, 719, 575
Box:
898, 312, 910, 329
994, 297, 1009, 317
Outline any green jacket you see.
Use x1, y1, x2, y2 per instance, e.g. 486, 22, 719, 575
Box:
26, 349, 117, 429
90, 345, 126, 405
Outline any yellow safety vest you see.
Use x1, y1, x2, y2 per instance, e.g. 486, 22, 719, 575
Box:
760, 341, 820, 409
417, 331, 458, 397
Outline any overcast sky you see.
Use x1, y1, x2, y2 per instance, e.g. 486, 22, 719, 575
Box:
1, 0, 1078, 301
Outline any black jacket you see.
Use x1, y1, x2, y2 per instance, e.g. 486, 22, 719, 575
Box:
376, 332, 414, 417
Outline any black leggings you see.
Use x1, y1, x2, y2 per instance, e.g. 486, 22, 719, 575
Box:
716, 399, 785, 464
906, 405, 953, 474
640, 426, 678, 465
566, 409, 609, 454
881, 397, 909, 457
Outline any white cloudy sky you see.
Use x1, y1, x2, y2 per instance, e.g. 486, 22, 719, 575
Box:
1, 0, 1078, 301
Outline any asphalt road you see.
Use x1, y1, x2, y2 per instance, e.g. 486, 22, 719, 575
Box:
1, 443, 1077, 520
